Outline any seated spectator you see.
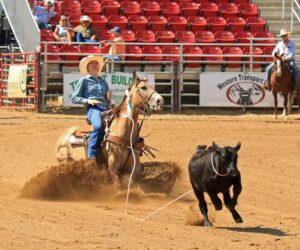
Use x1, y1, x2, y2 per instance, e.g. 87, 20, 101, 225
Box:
101, 27, 125, 62
32, 0, 56, 29
53, 15, 74, 44
73, 15, 97, 43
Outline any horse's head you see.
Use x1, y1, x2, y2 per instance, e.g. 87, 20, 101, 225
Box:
128, 72, 164, 115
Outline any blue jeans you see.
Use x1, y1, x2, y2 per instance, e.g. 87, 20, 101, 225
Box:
104, 55, 121, 61
267, 61, 299, 88
75, 33, 97, 43
87, 106, 105, 158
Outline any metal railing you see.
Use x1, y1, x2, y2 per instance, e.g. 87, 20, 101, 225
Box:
291, 0, 300, 32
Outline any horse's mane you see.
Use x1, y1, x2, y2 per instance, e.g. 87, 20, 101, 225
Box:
111, 79, 138, 116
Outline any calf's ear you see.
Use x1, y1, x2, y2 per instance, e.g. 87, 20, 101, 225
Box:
212, 141, 219, 151
235, 142, 241, 151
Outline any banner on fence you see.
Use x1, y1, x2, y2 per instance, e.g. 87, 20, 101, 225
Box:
7, 65, 28, 98
63, 72, 155, 107
200, 72, 283, 107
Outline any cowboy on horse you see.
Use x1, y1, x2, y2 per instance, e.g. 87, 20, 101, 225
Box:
264, 29, 300, 91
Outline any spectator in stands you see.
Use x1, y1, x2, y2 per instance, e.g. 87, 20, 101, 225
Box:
71, 55, 111, 160
264, 29, 299, 91
73, 15, 97, 43
101, 27, 125, 62
53, 15, 73, 44
32, 0, 56, 29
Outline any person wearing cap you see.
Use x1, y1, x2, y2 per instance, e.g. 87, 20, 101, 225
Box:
264, 29, 299, 91
101, 27, 125, 63
71, 56, 111, 159
73, 15, 97, 43
32, 0, 56, 29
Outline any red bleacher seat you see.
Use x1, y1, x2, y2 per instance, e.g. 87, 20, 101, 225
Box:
215, 31, 235, 48
121, 30, 136, 42
128, 15, 148, 31
227, 17, 246, 32
195, 0, 210, 3
180, 2, 199, 17
40, 29, 54, 41
188, 16, 207, 32
49, 14, 61, 27
68, 14, 82, 27
175, 31, 196, 43
207, 16, 227, 32
80, 44, 101, 56
108, 15, 128, 29
125, 45, 143, 66
82, 0, 101, 15
156, 30, 175, 42
254, 31, 275, 50
235, 31, 254, 48
92, 16, 108, 32
62, 0, 81, 15
54, 1, 62, 13
195, 30, 216, 43
60, 44, 81, 67
163, 46, 181, 61
243, 46, 263, 69
168, 16, 187, 32
219, 3, 239, 19
97, 30, 114, 41
161, 1, 180, 17
41, 44, 61, 62
232, 0, 251, 3
203, 46, 223, 68
263, 47, 274, 63
121, 1, 141, 17
148, 15, 168, 31
136, 30, 156, 42
246, 17, 266, 33
214, 0, 230, 3
199, 2, 219, 17
141, 1, 161, 17
102, 1, 121, 16
223, 46, 243, 69
142, 46, 163, 64
238, 3, 259, 18
183, 46, 203, 68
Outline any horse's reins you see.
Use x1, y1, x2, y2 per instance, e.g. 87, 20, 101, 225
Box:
210, 152, 229, 177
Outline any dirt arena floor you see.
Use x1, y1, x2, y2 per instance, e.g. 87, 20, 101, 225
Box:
0, 109, 299, 249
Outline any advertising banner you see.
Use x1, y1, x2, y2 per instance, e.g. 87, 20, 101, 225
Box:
7, 65, 28, 98
63, 72, 155, 107
200, 72, 283, 107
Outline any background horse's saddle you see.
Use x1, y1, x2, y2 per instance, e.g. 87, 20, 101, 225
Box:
74, 124, 93, 137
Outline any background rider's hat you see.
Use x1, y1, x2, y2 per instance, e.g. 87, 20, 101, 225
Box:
278, 29, 291, 37
79, 55, 104, 76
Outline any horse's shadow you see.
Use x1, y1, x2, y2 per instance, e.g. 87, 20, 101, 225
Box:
217, 225, 290, 237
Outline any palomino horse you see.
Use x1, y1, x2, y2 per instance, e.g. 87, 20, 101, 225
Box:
270, 53, 293, 120
56, 73, 164, 190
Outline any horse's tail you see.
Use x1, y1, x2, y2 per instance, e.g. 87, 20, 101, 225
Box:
55, 126, 79, 163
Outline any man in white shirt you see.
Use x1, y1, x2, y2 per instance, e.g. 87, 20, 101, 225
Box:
264, 29, 299, 91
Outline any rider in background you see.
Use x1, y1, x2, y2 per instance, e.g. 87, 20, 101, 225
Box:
71, 56, 111, 160
264, 29, 299, 91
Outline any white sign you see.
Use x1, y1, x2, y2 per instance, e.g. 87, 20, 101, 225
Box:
200, 72, 284, 107
7, 65, 28, 98
63, 72, 155, 107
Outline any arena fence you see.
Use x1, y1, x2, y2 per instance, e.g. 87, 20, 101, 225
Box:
0, 51, 40, 111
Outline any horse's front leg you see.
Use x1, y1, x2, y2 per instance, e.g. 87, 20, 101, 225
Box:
273, 91, 278, 119
124, 151, 142, 186
107, 151, 122, 191
282, 93, 288, 120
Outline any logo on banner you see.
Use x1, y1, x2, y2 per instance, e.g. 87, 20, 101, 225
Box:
226, 82, 265, 105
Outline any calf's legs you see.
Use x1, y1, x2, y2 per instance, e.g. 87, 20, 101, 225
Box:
223, 192, 243, 224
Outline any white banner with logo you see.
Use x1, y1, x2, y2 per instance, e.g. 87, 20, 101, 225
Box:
7, 65, 28, 98
200, 72, 284, 107
63, 72, 155, 107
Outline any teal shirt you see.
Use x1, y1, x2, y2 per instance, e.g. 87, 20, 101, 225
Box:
71, 75, 109, 111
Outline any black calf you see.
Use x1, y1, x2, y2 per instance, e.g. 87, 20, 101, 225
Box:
188, 142, 243, 227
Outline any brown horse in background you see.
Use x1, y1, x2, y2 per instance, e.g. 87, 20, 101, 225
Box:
270, 53, 293, 120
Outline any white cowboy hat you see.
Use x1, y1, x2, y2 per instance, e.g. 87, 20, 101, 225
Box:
80, 15, 92, 22
79, 55, 104, 76
278, 29, 291, 37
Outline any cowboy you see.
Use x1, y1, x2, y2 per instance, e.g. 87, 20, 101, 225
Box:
73, 15, 97, 43
71, 56, 111, 159
32, 0, 56, 29
264, 29, 299, 91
